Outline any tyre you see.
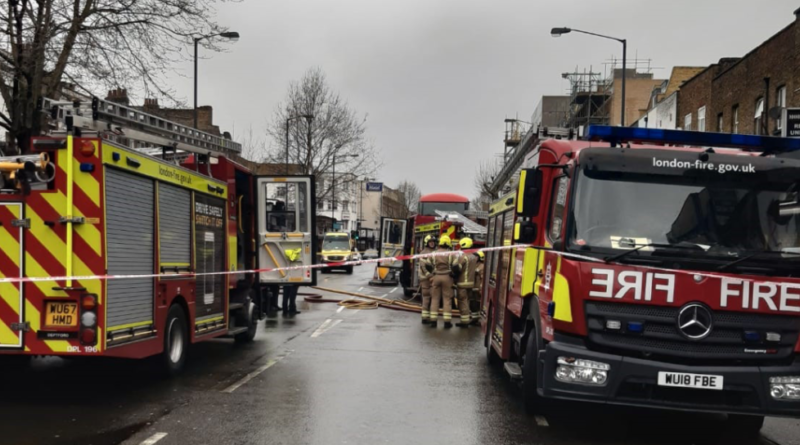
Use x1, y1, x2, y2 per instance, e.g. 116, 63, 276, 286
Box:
485, 306, 501, 365
345, 266, 354, 274
728, 414, 765, 436
235, 303, 258, 344
2, 355, 32, 370
161, 304, 189, 376
523, 322, 545, 414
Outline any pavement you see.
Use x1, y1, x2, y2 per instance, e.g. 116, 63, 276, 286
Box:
3, 265, 800, 445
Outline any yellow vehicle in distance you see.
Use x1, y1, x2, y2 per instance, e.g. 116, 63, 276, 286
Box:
320, 232, 356, 274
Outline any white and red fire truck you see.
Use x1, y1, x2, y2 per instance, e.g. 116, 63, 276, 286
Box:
0, 97, 317, 374
482, 125, 800, 433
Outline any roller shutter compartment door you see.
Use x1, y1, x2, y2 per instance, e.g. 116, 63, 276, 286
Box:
105, 168, 155, 329
158, 183, 191, 267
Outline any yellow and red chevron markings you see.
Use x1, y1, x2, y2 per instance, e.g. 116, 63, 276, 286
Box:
0, 139, 105, 354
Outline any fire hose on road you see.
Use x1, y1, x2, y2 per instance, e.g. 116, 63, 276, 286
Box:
302, 286, 465, 316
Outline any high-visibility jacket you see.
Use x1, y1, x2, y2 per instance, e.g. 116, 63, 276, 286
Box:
428, 247, 455, 275
418, 246, 435, 281
456, 252, 479, 289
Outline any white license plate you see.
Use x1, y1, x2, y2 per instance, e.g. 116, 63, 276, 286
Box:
657, 372, 724, 391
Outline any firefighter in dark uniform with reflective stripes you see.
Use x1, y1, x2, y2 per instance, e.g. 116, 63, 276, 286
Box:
427, 235, 456, 328
419, 235, 437, 324
454, 238, 478, 327
471, 251, 485, 325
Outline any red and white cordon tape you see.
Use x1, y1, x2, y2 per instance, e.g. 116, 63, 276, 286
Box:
0, 243, 770, 285
0, 244, 538, 285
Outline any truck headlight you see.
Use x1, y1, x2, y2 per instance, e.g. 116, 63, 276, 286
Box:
770, 376, 800, 400
555, 357, 610, 386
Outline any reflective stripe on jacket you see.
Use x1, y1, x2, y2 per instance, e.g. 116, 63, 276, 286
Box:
456, 253, 478, 288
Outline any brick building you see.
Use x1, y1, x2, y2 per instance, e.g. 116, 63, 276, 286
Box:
677, 9, 800, 135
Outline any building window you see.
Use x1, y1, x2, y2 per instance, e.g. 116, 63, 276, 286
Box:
684, 113, 692, 131
318, 200, 324, 210
342, 221, 349, 231
333, 200, 338, 210
697, 106, 706, 132
342, 201, 349, 211
754, 97, 765, 135
777, 86, 787, 133
717, 113, 724, 133
732, 105, 739, 133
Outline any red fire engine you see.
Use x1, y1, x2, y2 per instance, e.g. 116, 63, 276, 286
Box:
396, 193, 469, 297
482, 125, 800, 433
0, 98, 317, 374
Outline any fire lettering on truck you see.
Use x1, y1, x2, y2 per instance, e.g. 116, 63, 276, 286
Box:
589, 269, 675, 303
720, 278, 800, 313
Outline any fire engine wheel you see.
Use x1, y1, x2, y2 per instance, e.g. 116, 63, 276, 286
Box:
3, 355, 32, 370
522, 326, 545, 414
727, 414, 765, 436
235, 303, 258, 344
161, 305, 188, 376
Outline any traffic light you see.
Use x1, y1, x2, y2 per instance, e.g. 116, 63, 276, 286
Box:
351, 230, 359, 240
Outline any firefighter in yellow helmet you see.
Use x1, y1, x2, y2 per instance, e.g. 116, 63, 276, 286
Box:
454, 237, 478, 327
418, 234, 438, 324
427, 234, 456, 328
472, 251, 485, 325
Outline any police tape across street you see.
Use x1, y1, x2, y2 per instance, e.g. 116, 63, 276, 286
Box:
0, 242, 784, 287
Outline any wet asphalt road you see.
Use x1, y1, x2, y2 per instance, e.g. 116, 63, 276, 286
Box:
3, 265, 800, 445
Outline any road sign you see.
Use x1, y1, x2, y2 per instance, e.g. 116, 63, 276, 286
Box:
333, 222, 342, 230
782, 108, 800, 137
366, 182, 383, 192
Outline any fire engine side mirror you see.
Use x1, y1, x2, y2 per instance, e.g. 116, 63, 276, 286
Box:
517, 168, 542, 218
515, 221, 537, 244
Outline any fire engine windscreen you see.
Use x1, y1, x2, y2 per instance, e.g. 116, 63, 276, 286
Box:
570, 148, 800, 265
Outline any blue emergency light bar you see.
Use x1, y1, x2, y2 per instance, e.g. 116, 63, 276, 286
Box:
585, 125, 800, 154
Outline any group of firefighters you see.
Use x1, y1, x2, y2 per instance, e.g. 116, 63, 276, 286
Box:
418, 235, 485, 328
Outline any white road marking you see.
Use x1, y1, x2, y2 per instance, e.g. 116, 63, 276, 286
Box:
380, 294, 388, 298
222, 351, 292, 393
358, 287, 364, 292
336, 306, 345, 313
139, 433, 168, 445
534, 415, 549, 427
390, 287, 398, 293
310, 319, 342, 338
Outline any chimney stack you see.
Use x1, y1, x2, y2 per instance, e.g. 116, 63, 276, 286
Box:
105, 88, 129, 106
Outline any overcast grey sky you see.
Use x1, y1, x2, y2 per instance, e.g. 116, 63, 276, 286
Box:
175, 0, 799, 198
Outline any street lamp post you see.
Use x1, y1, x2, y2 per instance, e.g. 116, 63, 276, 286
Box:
551, 27, 627, 127
331, 154, 359, 230
193, 31, 240, 129
285, 114, 314, 175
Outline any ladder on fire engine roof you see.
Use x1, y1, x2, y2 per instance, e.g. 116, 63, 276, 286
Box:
489, 126, 576, 196
42, 97, 242, 158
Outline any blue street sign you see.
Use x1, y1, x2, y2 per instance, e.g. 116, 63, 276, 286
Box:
366, 182, 383, 192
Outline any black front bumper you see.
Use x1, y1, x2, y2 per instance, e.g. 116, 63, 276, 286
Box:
540, 339, 800, 417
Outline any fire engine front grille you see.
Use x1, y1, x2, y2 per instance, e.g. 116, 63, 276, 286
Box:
585, 302, 800, 363
327, 256, 345, 261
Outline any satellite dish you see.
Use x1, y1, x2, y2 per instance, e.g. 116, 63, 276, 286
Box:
769, 106, 783, 120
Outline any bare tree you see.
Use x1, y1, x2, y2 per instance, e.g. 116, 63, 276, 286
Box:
238, 125, 266, 162
260, 67, 380, 203
472, 157, 502, 210
1, 0, 237, 155
395, 180, 421, 218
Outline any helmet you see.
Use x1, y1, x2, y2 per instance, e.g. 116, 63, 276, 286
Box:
438, 235, 452, 247
459, 238, 473, 249
424, 235, 434, 244
476, 251, 485, 261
